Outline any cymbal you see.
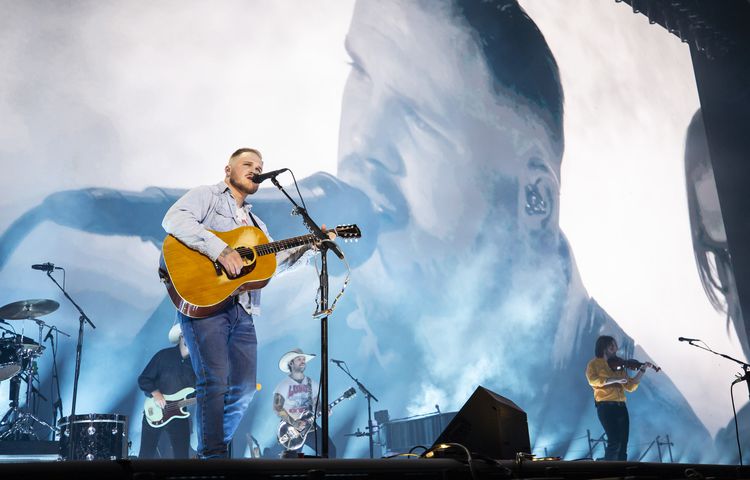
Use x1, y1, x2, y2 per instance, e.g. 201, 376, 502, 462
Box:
0, 299, 60, 320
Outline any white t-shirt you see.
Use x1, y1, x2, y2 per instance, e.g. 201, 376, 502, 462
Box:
274, 375, 319, 421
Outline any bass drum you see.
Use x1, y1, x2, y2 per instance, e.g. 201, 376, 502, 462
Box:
58, 413, 128, 461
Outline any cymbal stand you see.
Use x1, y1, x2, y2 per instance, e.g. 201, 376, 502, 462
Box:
0, 318, 57, 440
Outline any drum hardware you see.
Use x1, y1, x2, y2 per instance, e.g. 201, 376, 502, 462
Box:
58, 414, 128, 461
0, 299, 69, 441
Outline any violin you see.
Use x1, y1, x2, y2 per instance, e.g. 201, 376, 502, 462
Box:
608, 356, 661, 373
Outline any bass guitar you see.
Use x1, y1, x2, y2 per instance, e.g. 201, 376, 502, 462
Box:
277, 387, 356, 450
159, 224, 361, 318
143, 387, 196, 428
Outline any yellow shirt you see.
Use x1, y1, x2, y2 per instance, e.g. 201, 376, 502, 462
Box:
585, 357, 639, 403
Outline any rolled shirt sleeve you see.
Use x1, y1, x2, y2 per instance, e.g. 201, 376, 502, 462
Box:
138, 353, 161, 396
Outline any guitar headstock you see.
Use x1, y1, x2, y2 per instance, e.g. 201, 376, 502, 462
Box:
343, 387, 357, 399
333, 224, 362, 241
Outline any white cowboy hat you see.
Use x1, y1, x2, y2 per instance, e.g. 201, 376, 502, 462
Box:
168, 323, 182, 344
278, 348, 316, 373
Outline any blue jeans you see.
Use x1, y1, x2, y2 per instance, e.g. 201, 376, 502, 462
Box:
179, 303, 257, 458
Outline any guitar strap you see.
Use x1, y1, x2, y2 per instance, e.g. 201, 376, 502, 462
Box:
247, 209, 261, 229
307, 376, 319, 430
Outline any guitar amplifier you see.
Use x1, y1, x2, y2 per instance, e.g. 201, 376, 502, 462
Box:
381, 412, 456, 454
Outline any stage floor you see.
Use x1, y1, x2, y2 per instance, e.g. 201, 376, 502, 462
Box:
0, 458, 747, 480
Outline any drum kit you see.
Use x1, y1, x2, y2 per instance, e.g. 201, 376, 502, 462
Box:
0, 298, 127, 460
0, 299, 63, 440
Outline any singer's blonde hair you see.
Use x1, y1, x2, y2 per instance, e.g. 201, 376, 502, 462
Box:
229, 148, 262, 162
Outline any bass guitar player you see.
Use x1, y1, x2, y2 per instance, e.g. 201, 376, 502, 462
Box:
138, 323, 196, 459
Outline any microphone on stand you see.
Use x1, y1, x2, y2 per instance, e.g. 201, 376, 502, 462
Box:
32, 262, 58, 272
732, 374, 747, 386
678, 337, 701, 343
252, 168, 289, 184
330, 358, 345, 365
44, 328, 55, 343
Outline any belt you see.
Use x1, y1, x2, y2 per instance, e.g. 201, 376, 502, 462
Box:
596, 401, 626, 406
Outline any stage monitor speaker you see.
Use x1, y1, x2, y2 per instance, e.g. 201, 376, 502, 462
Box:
432, 386, 530, 460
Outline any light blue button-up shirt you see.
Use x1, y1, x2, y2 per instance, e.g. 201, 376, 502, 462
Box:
162, 180, 314, 316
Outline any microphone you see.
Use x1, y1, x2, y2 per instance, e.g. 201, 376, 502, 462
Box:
31, 262, 57, 272
330, 358, 345, 365
678, 337, 700, 343
733, 374, 747, 386
252, 168, 289, 184
44, 328, 54, 343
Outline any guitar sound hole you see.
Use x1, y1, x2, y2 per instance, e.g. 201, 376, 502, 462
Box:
238, 262, 257, 277
235, 248, 257, 278
215, 248, 258, 278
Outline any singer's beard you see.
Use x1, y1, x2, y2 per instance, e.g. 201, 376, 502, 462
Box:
229, 175, 258, 196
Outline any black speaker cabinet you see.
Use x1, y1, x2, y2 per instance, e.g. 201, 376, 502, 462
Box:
432, 386, 530, 459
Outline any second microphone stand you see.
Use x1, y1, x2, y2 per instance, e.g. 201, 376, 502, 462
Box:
682, 338, 750, 464
333, 360, 379, 458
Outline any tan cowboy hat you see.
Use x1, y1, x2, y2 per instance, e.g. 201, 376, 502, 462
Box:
278, 348, 316, 373
168, 323, 182, 344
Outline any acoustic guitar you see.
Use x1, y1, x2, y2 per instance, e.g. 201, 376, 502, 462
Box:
159, 224, 361, 318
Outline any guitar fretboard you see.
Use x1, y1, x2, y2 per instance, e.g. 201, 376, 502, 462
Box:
238, 233, 318, 258
178, 398, 197, 408
314, 393, 351, 419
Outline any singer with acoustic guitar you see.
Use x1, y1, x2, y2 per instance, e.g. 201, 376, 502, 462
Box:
161, 148, 336, 459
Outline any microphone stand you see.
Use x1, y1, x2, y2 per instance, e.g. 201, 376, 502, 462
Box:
270, 176, 340, 458
681, 339, 750, 463
333, 360, 379, 458
44, 269, 96, 460
682, 339, 750, 397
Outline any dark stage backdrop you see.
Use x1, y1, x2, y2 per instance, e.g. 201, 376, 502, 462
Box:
0, 0, 745, 463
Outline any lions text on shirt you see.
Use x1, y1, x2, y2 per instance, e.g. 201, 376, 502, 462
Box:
274, 376, 319, 420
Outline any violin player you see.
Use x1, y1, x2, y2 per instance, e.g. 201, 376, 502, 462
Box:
585, 335, 658, 460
